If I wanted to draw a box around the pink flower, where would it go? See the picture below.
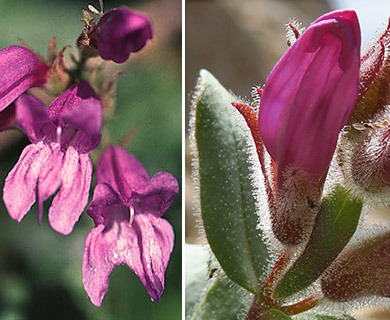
[0,46,49,112]
[3,82,102,235]
[258,10,361,187]
[90,7,153,63]
[82,146,178,306]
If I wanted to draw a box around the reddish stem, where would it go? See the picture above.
[245,295,268,320]
[279,295,322,315]
[261,251,290,296]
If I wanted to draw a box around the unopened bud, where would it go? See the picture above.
[321,232,390,301]
[350,18,390,124]
[351,109,390,192]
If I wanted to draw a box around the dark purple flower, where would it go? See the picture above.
[90,7,153,63]
[3,82,102,235]
[0,46,49,112]
[258,10,361,187]
[82,146,178,306]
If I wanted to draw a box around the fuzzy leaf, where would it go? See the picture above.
[190,274,250,320]
[275,185,362,298]
[263,309,292,319]
[193,69,270,294]
[315,316,356,320]
[294,314,356,320]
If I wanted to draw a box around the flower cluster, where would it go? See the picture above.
[0,5,177,307]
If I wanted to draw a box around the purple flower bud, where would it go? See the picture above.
[0,46,49,112]
[90,7,153,63]
[258,10,361,246]
[321,232,390,301]
[350,19,390,123]
[351,110,390,191]
[258,10,361,187]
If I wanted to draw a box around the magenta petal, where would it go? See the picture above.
[91,7,153,63]
[96,146,149,200]
[82,208,173,306]
[258,10,361,185]
[3,142,51,222]
[37,144,64,222]
[135,172,179,217]
[48,147,92,235]
[83,224,112,306]
[133,213,174,301]
[15,94,52,143]
[0,46,48,112]
[47,82,102,153]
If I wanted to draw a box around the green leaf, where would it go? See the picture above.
[190,274,250,320]
[294,314,356,320]
[315,316,356,320]
[262,309,292,319]
[193,69,270,294]
[275,185,363,298]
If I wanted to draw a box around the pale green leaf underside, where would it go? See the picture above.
[194,69,270,294]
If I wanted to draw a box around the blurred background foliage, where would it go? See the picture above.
[0,0,181,319]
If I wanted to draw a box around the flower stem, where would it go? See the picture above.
[261,251,290,297]
[279,294,322,315]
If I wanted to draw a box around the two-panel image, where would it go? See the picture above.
[0,0,390,319]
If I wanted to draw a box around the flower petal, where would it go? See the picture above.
[258,10,361,184]
[47,81,102,153]
[3,142,51,222]
[134,172,179,217]
[37,143,64,223]
[48,146,92,235]
[82,208,174,306]
[0,46,48,112]
[82,224,112,306]
[96,146,149,201]
[15,94,52,143]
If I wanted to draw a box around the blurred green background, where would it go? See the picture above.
[0,0,181,319]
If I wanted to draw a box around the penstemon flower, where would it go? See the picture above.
[82,146,178,306]
[0,46,49,112]
[3,81,102,235]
